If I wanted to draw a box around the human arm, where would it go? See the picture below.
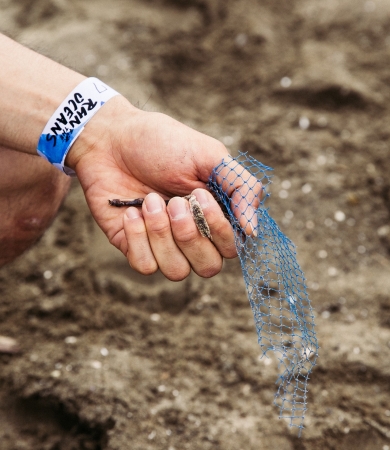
[0,33,262,279]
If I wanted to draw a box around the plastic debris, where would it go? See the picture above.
[208,152,318,434]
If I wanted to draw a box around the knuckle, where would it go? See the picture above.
[209,215,229,236]
[197,261,222,278]
[174,227,199,246]
[165,266,191,282]
[129,226,147,238]
[222,243,238,259]
[147,220,171,238]
[206,218,237,259]
[130,256,158,276]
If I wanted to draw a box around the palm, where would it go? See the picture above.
[75,110,228,255]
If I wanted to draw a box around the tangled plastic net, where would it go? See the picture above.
[207,152,318,434]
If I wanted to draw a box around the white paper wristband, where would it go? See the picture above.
[37,77,119,176]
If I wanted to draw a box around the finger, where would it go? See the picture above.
[212,156,263,235]
[191,188,237,259]
[123,206,158,275]
[142,193,191,281]
[167,196,223,278]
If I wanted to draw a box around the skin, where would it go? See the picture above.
[0,146,71,266]
[0,33,262,280]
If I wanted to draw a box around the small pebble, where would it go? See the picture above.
[302,183,312,194]
[279,190,289,199]
[90,360,102,369]
[150,313,161,322]
[318,250,328,259]
[0,336,19,354]
[100,347,109,356]
[201,294,211,303]
[51,370,61,378]
[377,225,390,237]
[43,270,53,280]
[64,336,78,344]
[334,211,346,222]
[299,117,310,130]
[280,77,292,88]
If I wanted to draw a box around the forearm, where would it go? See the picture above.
[0,33,85,155]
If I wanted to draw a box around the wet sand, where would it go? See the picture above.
[1,0,390,448]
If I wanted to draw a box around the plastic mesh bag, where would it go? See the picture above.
[207,152,318,434]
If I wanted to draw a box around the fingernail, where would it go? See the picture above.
[195,190,209,208]
[126,207,141,219]
[145,193,163,213]
[168,197,189,220]
[245,206,258,237]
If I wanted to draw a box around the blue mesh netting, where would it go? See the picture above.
[207,152,318,434]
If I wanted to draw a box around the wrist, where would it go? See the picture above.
[0,34,85,155]
[65,95,140,172]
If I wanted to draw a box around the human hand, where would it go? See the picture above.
[67,96,262,280]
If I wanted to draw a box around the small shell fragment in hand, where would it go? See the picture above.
[0,336,20,354]
[184,194,212,240]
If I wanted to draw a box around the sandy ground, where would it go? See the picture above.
[1,0,390,449]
